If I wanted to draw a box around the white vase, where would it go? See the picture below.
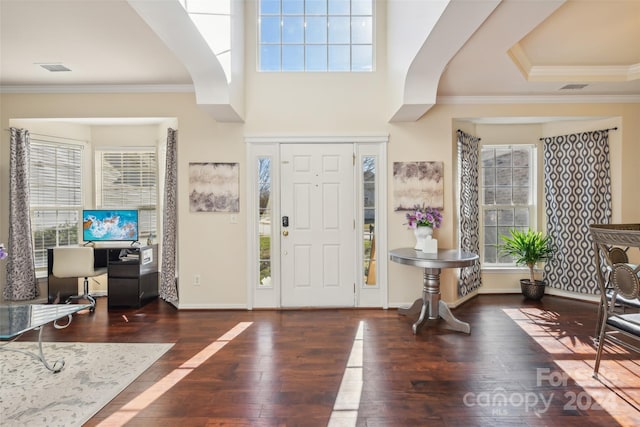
[413,226,433,250]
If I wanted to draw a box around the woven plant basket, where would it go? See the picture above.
[520,279,545,300]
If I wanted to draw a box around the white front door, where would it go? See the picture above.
[280,144,355,307]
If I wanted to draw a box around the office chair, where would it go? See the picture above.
[52,246,108,311]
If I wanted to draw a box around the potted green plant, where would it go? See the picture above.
[499,228,554,300]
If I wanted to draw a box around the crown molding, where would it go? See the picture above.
[437,94,640,104]
[244,135,390,144]
[508,43,640,83]
[528,64,640,82]
[0,84,195,94]
[3,86,638,105]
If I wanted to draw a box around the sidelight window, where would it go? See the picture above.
[258,157,273,287]
[362,156,376,285]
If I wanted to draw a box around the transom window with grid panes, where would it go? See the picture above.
[95,149,158,241]
[30,139,83,271]
[259,0,373,72]
[481,145,536,266]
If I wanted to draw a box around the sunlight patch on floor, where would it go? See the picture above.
[503,308,593,354]
[555,359,640,419]
[97,321,253,427]
[503,307,640,424]
[328,320,365,427]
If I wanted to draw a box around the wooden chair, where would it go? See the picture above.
[589,224,640,379]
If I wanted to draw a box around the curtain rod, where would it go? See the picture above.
[4,128,87,143]
[539,127,618,141]
[456,129,481,141]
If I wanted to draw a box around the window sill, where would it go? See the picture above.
[481,266,543,274]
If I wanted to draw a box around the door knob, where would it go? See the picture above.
[283,230,289,236]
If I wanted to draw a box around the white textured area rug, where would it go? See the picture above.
[0,342,174,427]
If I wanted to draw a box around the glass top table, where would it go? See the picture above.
[1,303,91,372]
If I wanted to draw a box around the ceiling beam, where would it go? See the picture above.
[127,0,244,123]
[388,0,501,122]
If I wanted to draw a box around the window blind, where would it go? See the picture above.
[96,150,158,239]
[29,139,83,270]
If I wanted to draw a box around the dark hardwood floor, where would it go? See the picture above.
[20,294,640,426]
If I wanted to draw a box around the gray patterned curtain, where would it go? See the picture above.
[3,128,38,301]
[457,130,482,296]
[543,129,613,294]
[160,128,179,302]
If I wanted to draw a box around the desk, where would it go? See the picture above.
[47,244,159,308]
[0,303,91,372]
[390,248,479,334]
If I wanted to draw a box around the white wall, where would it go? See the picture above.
[1,0,639,307]
[242,1,389,135]
[1,94,639,307]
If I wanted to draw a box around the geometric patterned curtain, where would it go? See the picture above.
[456,130,482,296]
[160,128,179,303]
[3,128,39,301]
[542,129,612,294]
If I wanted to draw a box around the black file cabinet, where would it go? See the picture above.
[107,244,159,309]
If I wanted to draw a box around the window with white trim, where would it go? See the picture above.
[257,156,272,287]
[481,145,537,266]
[362,155,376,285]
[95,149,158,241]
[258,0,373,72]
[30,139,83,271]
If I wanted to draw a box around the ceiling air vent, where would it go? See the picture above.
[560,84,588,90]
[39,63,71,72]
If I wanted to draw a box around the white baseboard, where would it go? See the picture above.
[390,291,478,309]
[176,303,248,310]
[545,287,600,303]
[448,290,479,308]
[478,288,521,294]
[172,288,600,311]
[479,285,600,303]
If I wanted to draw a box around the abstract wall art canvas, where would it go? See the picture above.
[393,161,444,210]
[189,162,239,212]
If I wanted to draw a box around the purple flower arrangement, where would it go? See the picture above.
[405,206,443,229]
